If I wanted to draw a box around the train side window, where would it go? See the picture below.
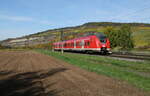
[64,43,67,47]
[71,43,74,47]
[78,42,81,46]
[85,41,87,46]
[76,42,79,47]
[68,43,70,47]
[67,43,69,47]
[79,42,81,46]
[79,41,83,46]
[70,43,72,47]
[66,43,68,47]
[87,41,90,46]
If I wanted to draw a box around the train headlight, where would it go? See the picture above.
[107,48,110,50]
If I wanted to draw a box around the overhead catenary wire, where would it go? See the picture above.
[109,4,150,22]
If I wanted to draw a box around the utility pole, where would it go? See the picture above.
[25,37,29,48]
[60,30,64,54]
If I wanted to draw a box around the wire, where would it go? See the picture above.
[108,4,150,22]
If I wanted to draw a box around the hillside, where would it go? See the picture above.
[1,22,150,50]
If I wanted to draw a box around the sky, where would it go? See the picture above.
[0,0,150,40]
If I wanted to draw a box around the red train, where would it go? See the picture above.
[53,33,111,54]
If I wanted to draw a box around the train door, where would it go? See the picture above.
[81,40,84,49]
[74,41,76,49]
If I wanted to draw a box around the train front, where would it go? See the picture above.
[96,34,111,54]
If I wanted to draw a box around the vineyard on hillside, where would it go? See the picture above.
[0,22,150,50]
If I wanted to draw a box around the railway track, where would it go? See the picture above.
[109,53,150,61]
[64,51,150,61]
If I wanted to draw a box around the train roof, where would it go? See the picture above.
[53,32,107,44]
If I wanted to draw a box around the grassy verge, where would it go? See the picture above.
[36,49,150,92]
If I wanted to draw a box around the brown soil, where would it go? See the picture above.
[0,51,148,96]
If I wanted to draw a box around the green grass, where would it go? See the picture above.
[133,28,150,47]
[36,49,150,92]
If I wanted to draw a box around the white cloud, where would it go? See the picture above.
[0,14,52,25]
[0,15,33,22]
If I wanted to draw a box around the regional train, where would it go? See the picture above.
[53,33,111,54]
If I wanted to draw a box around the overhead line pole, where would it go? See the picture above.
[60,30,64,54]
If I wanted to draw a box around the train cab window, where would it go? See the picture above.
[100,37,106,43]
[97,33,107,43]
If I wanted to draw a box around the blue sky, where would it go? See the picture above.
[0,0,150,40]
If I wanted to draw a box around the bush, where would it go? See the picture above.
[104,25,134,50]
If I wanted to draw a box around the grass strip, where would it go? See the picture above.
[36,49,150,91]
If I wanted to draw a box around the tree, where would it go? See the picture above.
[118,25,134,49]
[104,25,134,50]
[0,44,5,49]
[104,26,118,48]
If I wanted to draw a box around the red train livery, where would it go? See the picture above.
[53,33,111,54]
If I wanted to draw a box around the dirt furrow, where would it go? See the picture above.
[0,51,148,96]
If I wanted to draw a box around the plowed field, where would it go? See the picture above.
[0,51,147,96]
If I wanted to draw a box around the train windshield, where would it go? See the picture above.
[96,33,107,43]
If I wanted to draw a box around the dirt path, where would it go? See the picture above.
[0,51,148,96]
